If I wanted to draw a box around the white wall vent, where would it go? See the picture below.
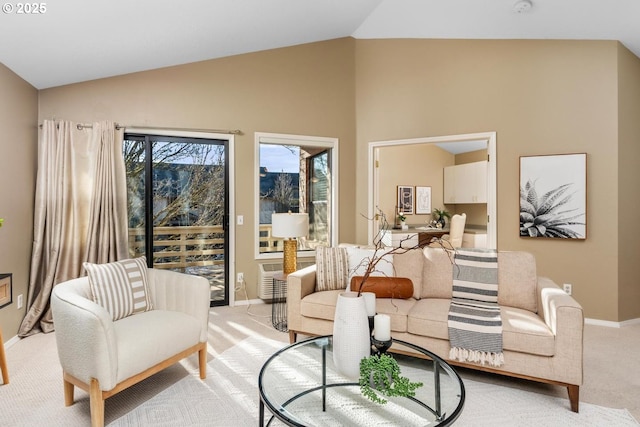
[258,260,314,300]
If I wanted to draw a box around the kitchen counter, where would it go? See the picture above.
[381,224,488,248]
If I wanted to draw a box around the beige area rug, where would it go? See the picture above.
[109,336,638,427]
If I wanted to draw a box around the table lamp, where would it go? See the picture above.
[271,212,309,274]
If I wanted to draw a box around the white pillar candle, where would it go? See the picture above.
[362,292,376,317]
[374,314,391,341]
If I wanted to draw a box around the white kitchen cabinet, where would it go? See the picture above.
[443,161,488,204]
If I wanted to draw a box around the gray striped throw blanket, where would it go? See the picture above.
[448,248,504,367]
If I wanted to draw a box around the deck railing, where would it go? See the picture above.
[128,225,225,271]
[128,224,314,270]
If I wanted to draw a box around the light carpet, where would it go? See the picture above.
[108,336,638,427]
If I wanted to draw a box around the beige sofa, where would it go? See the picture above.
[287,247,584,412]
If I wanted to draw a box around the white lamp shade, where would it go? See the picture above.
[271,213,309,238]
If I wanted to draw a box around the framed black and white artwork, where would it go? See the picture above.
[415,186,432,214]
[519,153,587,239]
[397,185,414,215]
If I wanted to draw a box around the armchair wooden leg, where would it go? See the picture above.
[63,376,75,406]
[288,330,297,344]
[198,345,207,379]
[567,385,579,412]
[0,327,9,385]
[89,378,105,427]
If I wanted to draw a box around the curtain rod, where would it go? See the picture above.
[38,122,243,135]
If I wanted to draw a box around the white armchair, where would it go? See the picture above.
[51,268,210,427]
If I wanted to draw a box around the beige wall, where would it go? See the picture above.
[38,38,358,302]
[355,39,628,321]
[617,44,640,321]
[0,63,37,340]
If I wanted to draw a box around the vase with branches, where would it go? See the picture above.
[333,209,454,379]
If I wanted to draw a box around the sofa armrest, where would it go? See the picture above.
[537,276,583,334]
[537,276,584,385]
[148,269,210,343]
[287,265,317,332]
[51,278,119,389]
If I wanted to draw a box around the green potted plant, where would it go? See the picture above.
[433,208,451,228]
[397,213,406,226]
[359,353,423,404]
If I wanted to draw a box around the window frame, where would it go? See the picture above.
[255,132,339,261]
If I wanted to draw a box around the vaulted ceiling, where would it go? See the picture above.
[1,0,638,89]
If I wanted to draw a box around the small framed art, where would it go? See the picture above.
[0,274,11,309]
[397,186,414,214]
[415,186,432,214]
[519,153,587,239]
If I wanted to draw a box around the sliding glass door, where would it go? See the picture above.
[124,133,229,306]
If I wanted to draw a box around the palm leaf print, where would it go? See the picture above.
[520,179,585,238]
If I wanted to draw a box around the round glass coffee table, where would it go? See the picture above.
[259,336,465,426]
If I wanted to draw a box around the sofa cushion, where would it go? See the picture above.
[376,298,417,333]
[300,289,343,321]
[346,247,394,291]
[501,306,554,356]
[497,251,538,313]
[315,247,349,292]
[407,299,555,357]
[114,309,201,383]
[392,249,425,299]
[84,256,153,321]
[421,248,454,299]
[407,298,450,339]
[350,276,414,299]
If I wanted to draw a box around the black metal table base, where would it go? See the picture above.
[272,275,288,332]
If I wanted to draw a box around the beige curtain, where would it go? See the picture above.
[18,120,128,337]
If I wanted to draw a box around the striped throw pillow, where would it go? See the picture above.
[315,247,349,292]
[84,257,153,321]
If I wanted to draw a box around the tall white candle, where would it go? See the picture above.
[374,314,391,341]
[362,292,376,317]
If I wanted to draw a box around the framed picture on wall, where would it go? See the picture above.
[519,153,587,239]
[397,186,414,214]
[0,273,11,309]
[415,186,432,214]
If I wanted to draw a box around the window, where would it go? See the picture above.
[255,132,338,259]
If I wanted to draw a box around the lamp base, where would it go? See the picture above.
[283,239,298,274]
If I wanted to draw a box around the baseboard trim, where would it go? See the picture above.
[232,298,264,307]
[4,334,21,349]
[585,317,640,328]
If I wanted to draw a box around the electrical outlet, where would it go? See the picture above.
[237,215,244,225]
[563,283,572,295]
[237,272,244,283]
[17,294,24,309]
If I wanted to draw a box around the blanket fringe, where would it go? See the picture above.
[450,347,504,367]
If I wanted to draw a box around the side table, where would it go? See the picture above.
[271,273,288,332]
